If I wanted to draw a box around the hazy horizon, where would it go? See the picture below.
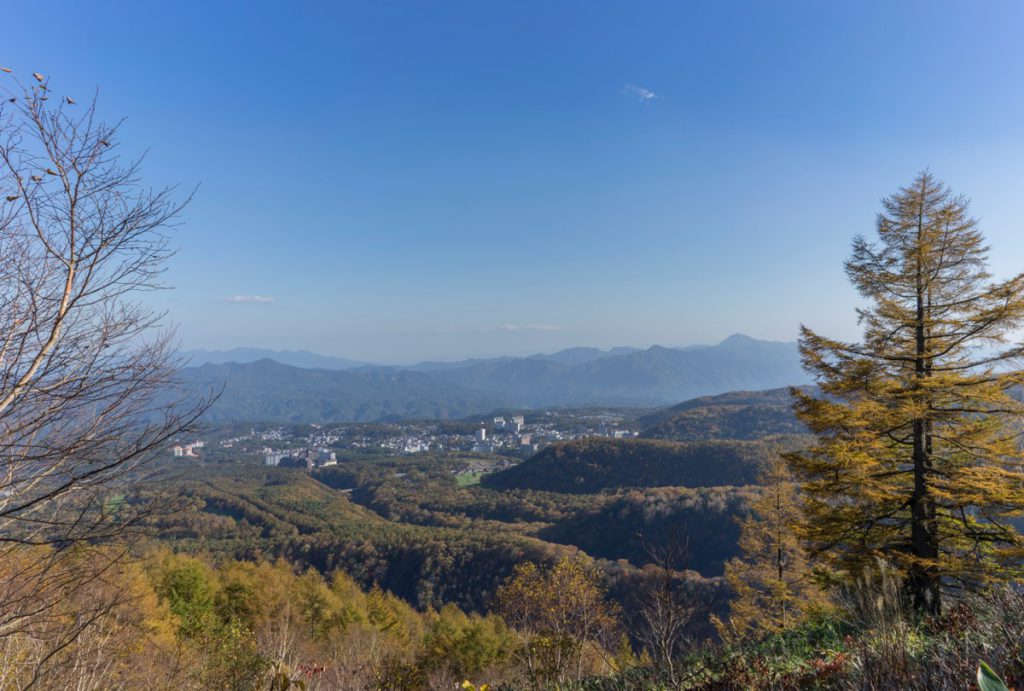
[9,2,1024,362]
[182,331,796,367]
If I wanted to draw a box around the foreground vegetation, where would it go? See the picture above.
[0,545,644,689]
[571,585,1024,690]
[0,546,510,689]
[5,542,1022,690]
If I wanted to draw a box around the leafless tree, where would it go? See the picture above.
[633,526,710,688]
[0,68,207,673]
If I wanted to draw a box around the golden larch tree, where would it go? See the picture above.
[788,171,1024,614]
[716,456,826,639]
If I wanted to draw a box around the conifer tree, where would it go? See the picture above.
[716,456,825,638]
[789,172,1024,614]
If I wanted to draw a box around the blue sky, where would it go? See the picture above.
[6,1,1024,363]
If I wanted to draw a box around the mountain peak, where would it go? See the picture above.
[718,333,758,346]
[182,348,370,370]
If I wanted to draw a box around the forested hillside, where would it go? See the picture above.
[149,465,574,612]
[481,436,799,493]
[640,387,807,440]
[539,486,757,575]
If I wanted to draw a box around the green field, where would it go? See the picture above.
[455,471,485,487]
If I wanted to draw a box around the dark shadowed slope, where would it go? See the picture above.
[540,486,757,576]
[480,437,786,493]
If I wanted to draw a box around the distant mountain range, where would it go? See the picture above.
[178,334,812,423]
[182,347,371,370]
[179,359,502,423]
[181,345,644,371]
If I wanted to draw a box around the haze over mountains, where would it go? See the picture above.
[181,345,646,370]
[180,334,811,423]
[182,347,372,370]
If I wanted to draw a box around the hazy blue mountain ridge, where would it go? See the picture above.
[182,348,372,370]
[178,359,502,423]
[176,335,812,422]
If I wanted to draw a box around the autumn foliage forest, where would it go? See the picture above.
[4,71,1024,691]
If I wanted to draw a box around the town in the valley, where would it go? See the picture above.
[171,407,641,479]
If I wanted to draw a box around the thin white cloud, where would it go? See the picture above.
[223,295,275,304]
[624,84,659,101]
[430,323,461,334]
[489,324,563,332]
[428,323,563,334]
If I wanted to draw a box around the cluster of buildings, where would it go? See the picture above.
[240,414,634,462]
[252,414,640,464]
[219,427,284,449]
[263,447,337,469]
[176,411,640,474]
[468,413,637,454]
[171,440,205,457]
[596,423,634,439]
[470,423,538,454]
[492,415,525,433]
